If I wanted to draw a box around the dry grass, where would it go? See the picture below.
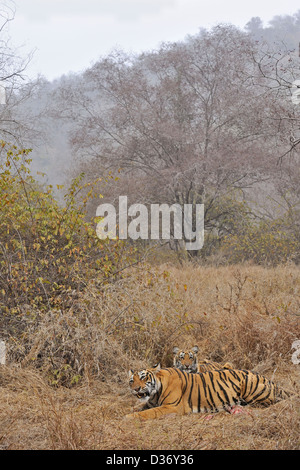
[0,263,300,450]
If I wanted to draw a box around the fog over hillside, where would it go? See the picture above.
[12,10,299,189]
[245,10,300,49]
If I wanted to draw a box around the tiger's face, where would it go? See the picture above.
[173,346,199,373]
[128,364,161,404]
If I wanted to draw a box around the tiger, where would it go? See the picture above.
[173,346,234,373]
[126,364,290,420]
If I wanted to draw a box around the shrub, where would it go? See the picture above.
[0,142,133,335]
[222,218,300,265]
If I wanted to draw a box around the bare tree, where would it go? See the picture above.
[53,25,299,254]
[0,1,36,146]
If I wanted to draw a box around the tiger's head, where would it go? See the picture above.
[128,364,161,405]
[173,346,199,373]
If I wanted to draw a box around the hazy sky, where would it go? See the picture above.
[6,0,300,81]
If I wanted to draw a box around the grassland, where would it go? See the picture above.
[0,263,299,450]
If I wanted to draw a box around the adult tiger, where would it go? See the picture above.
[173,346,233,373]
[126,364,290,420]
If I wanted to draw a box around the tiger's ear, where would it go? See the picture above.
[173,347,179,355]
[191,346,199,354]
[152,363,161,373]
[128,369,134,378]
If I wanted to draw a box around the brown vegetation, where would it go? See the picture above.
[1,7,300,453]
[0,263,299,450]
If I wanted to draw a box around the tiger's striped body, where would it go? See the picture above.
[127,365,289,420]
[173,346,233,373]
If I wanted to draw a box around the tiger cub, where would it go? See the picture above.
[173,346,233,373]
[126,364,290,420]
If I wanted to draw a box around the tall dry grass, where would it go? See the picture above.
[0,262,299,449]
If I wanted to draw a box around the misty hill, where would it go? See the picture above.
[246,10,300,51]
[10,10,300,190]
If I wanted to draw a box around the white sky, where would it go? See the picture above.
[6,0,300,81]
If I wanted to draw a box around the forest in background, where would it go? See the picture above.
[2,8,300,264]
[0,6,300,450]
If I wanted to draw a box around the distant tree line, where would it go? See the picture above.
[47,24,300,263]
[1,5,300,263]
